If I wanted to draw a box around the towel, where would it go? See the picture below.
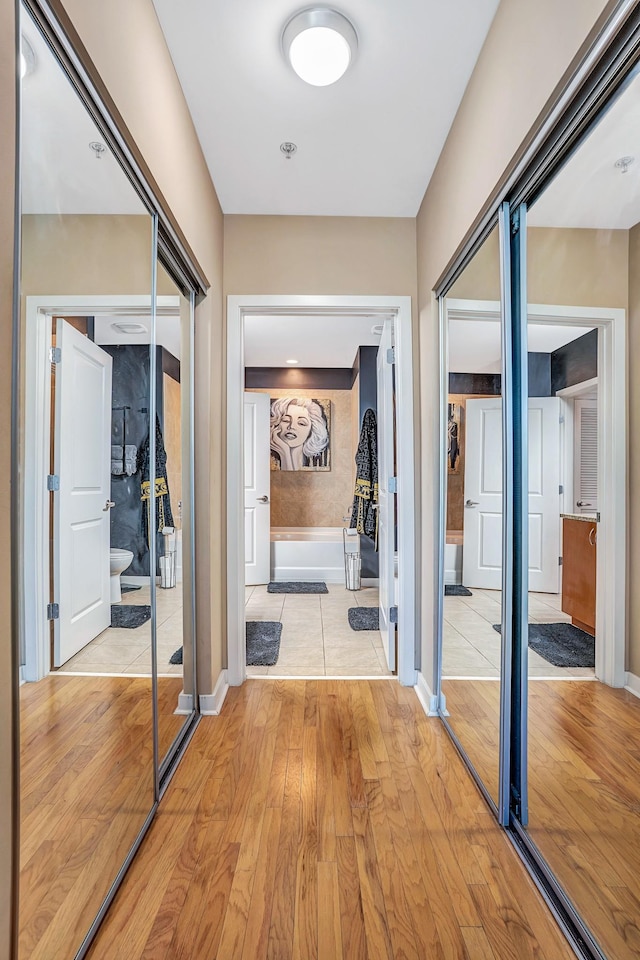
[111,445,124,476]
[124,444,138,477]
[350,408,378,545]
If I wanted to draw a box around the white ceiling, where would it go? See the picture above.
[244,314,382,367]
[529,70,640,230]
[151,0,500,216]
[448,320,594,374]
[21,17,144,215]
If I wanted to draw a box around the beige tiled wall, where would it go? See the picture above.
[249,387,356,528]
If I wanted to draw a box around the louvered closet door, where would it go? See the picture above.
[574,398,598,514]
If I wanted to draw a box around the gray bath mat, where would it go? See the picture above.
[111,604,151,629]
[445,585,472,597]
[267,581,328,594]
[492,622,595,667]
[348,607,379,631]
[170,647,183,665]
[121,584,141,594]
[247,621,282,665]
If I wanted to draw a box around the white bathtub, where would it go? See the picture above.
[444,541,463,585]
[271,526,349,583]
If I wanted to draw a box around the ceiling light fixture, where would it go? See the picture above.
[280,141,298,159]
[89,141,107,160]
[282,7,357,87]
[20,36,36,79]
[285,358,299,364]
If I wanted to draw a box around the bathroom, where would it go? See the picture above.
[241,313,393,677]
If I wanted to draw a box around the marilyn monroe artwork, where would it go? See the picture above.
[270,397,331,471]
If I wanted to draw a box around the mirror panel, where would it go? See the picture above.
[521,69,640,959]
[17,6,155,957]
[441,224,504,806]
[155,260,196,764]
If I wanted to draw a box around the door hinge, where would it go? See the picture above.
[388,476,398,494]
[47,602,59,621]
[558,557,563,566]
[390,605,398,624]
[47,474,60,492]
[49,346,62,364]
[386,347,395,365]
[559,484,563,495]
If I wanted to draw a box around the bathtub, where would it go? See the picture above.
[271,526,349,583]
[445,531,463,585]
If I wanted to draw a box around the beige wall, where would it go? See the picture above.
[1,0,16,952]
[417,0,614,691]
[163,374,182,525]
[249,387,355,528]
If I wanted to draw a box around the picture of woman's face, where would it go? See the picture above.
[276,404,312,449]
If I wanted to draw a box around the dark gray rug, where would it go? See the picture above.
[247,620,282,665]
[170,647,183,665]
[121,584,141,594]
[111,604,151,629]
[445,584,472,597]
[348,607,379,631]
[492,622,595,667]
[267,581,328,594]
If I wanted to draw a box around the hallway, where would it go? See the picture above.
[86,680,573,959]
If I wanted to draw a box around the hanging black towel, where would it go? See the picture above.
[139,416,174,543]
[350,408,378,546]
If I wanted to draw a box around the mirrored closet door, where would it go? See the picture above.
[439,223,505,810]
[15,2,198,957]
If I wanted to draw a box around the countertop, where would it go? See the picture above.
[561,513,599,523]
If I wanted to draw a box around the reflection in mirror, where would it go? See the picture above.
[441,224,503,806]
[155,261,195,765]
[17,6,155,957]
[522,67,638,958]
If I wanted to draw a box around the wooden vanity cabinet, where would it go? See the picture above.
[561,517,597,635]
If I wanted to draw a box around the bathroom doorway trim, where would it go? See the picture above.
[441,297,626,688]
[226,294,417,687]
[22,293,180,683]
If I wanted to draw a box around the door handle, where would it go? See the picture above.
[257,495,269,503]
[103,500,116,511]
[589,527,597,546]
[577,501,593,508]
[465,499,479,507]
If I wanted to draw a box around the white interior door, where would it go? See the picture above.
[244,392,271,585]
[463,396,560,593]
[54,320,113,666]
[377,320,396,670]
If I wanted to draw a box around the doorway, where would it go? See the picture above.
[227,295,417,688]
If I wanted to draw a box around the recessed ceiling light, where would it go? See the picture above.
[282,8,357,87]
[112,321,147,334]
[280,141,298,159]
[89,141,107,160]
[285,358,299,364]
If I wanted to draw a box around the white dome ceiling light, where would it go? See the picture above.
[282,8,357,87]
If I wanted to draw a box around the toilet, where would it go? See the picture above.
[109,548,134,603]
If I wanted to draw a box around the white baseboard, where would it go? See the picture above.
[199,669,229,716]
[272,565,344,583]
[174,692,193,715]
[624,671,640,700]
[414,671,439,717]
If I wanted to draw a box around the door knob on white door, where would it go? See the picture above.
[103,500,116,511]
[257,495,269,503]
[465,499,479,507]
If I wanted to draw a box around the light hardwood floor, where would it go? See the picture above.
[19,673,183,960]
[86,680,574,960]
[445,678,640,960]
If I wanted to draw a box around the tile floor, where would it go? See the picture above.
[245,583,392,677]
[442,588,596,679]
[57,583,185,676]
